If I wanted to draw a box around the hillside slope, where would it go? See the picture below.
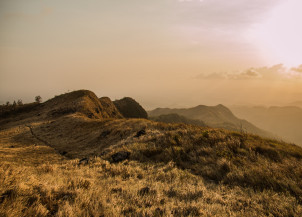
[0,91,302,216]
[149,104,272,138]
[230,105,302,146]
[150,113,207,127]
[0,90,123,127]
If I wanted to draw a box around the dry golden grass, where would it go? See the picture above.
[1,91,302,216]
[1,116,302,216]
[1,156,301,217]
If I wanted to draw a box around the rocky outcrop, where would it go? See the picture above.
[111,151,130,163]
[113,97,148,119]
[44,90,123,119]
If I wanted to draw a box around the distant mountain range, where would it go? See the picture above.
[230,105,302,146]
[288,101,302,107]
[149,113,207,127]
[148,104,273,138]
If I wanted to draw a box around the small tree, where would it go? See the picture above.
[12,100,17,107]
[17,99,23,106]
[35,96,42,103]
[6,101,10,106]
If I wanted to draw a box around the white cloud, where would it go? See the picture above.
[196,64,302,80]
[291,65,302,73]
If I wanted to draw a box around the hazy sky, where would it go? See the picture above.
[1,0,302,109]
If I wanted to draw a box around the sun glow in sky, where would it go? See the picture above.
[248,0,302,67]
[1,0,302,107]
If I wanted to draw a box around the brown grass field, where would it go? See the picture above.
[0,91,302,216]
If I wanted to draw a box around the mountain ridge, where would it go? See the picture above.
[150,113,207,127]
[148,104,273,138]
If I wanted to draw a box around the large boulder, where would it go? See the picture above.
[111,151,130,163]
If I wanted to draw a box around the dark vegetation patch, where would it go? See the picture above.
[137,187,156,196]
[165,188,203,201]
[0,103,40,119]
[172,206,200,217]
[254,146,282,162]
[49,107,77,117]
[98,130,111,139]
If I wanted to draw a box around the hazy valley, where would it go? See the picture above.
[230,105,302,146]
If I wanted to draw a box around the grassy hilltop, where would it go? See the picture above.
[0,90,302,216]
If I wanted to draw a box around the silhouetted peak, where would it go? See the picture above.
[114,97,148,119]
[44,90,123,119]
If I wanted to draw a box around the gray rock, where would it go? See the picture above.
[135,129,146,138]
[111,151,130,163]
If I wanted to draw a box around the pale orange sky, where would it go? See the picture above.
[1,0,302,109]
